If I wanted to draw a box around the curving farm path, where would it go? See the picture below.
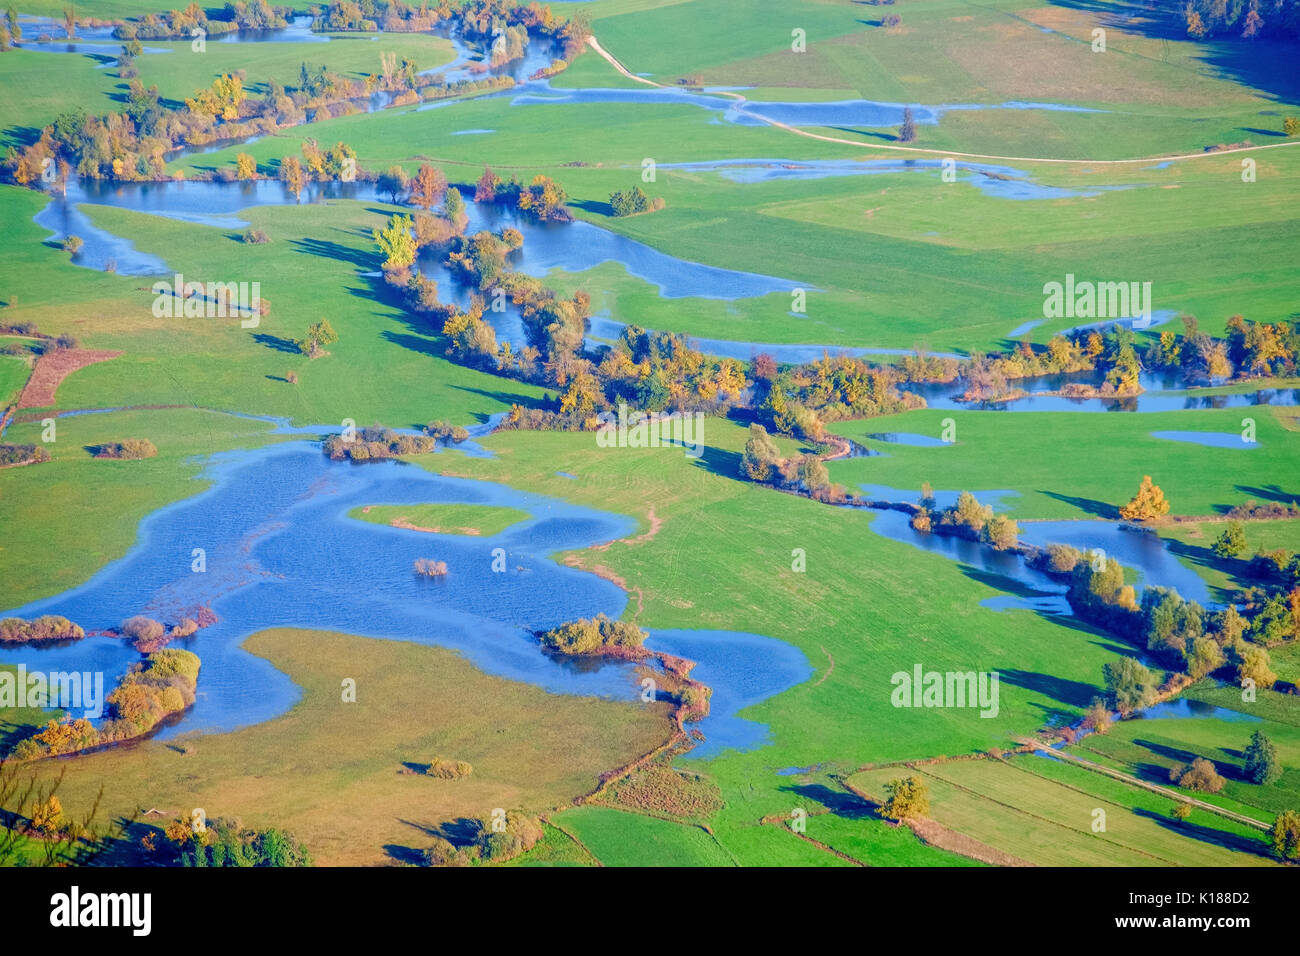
[585,35,1300,167]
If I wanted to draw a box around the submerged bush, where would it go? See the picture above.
[0,615,85,643]
[91,438,157,460]
[414,558,448,577]
[539,613,647,656]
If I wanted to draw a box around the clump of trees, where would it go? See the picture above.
[609,185,664,217]
[1181,0,1299,39]
[413,558,448,577]
[425,756,472,779]
[0,615,85,644]
[424,421,469,443]
[738,423,848,503]
[157,815,311,867]
[423,809,544,866]
[322,426,437,462]
[1103,656,1159,715]
[0,443,51,467]
[120,615,164,646]
[90,438,157,459]
[539,613,646,657]
[12,650,200,760]
[1169,757,1225,794]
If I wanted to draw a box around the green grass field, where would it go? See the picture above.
[549,805,736,866]
[348,502,532,536]
[828,406,1300,520]
[849,754,1277,866]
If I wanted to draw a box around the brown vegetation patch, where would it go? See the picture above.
[18,349,122,408]
[906,815,1034,866]
[600,763,724,820]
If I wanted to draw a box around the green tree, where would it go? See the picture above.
[1103,657,1158,714]
[1272,810,1300,860]
[1212,522,1247,558]
[373,213,416,270]
[1244,731,1281,785]
[740,423,781,482]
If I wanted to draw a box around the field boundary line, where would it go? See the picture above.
[1016,738,1271,832]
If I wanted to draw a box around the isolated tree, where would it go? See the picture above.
[897,106,917,143]
[373,213,416,270]
[880,776,929,821]
[409,163,447,210]
[1083,697,1112,735]
[1244,731,1282,785]
[1170,757,1224,793]
[1237,644,1277,691]
[235,153,257,181]
[1213,521,1247,558]
[475,166,500,202]
[1119,475,1170,522]
[740,423,781,482]
[981,513,1020,551]
[278,156,305,201]
[1103,657,1158,714]
[1272,810,1300,860]
[378,165,408,204]
[31,795,63,836]
[799,455,829,493]
[1285,116,1300,138]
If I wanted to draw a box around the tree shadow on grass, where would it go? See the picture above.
[288,236,374,270]
[1000,668,1100,709]
[1137,738,1249,782]
[569,199,615,218]
[1046,0,1300,105]
[781,782,877,820]
[1132,807,1270,857]
[447,384,547,416]
[251,332,300,354]
[693,442,742,481]
[826,125,902,143]
[1040,490,1119,519]
[1234,484,1299,504]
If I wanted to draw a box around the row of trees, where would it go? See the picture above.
[113,1,286,39]
[11,650,201,760]
[1182,0,1300,39]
